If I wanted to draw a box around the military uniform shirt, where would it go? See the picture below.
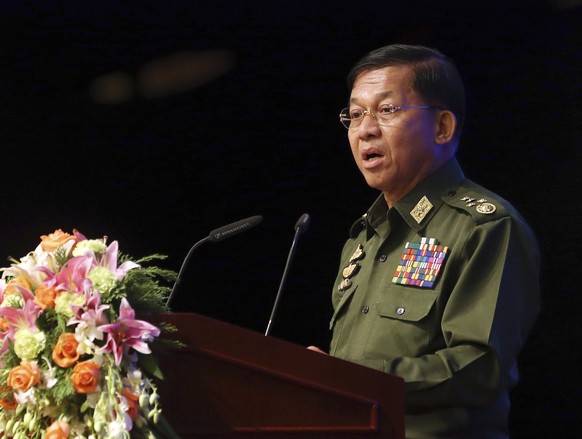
[329,158,540,439]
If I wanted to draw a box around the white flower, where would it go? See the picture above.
[42,368,58,389]
[87,267,117,296]
[2,247,59,288]
[74,319,104,355]
[107,416,131,439]
[14,328,46,361]
[40,357,58,389]
[14,387,36,405]
[55,292,85,317]
[124,367,143,390]
[73,240,107,257]
[1,292,24,308]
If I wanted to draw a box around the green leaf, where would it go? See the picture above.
[138,353,165,380]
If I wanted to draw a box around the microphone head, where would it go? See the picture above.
[208,215,263,242]
[294,213,310,235]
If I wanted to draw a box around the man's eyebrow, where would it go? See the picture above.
[350,91,394,104]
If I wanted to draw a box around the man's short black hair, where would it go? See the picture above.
[347,44,466,141]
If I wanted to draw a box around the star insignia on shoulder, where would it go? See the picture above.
[460,196,496,214]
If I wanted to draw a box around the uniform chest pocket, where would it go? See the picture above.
[363,288,439,359]
[376,289,438,322]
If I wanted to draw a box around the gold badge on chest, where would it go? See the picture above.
[342,262,360,278]
[349,243,365,263]
[338,244,365,292]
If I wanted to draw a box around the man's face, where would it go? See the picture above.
[348,65,441,205]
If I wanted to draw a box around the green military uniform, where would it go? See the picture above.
[329,158,540,438]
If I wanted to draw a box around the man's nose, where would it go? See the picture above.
[357,112,381,136]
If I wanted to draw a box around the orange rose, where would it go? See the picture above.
[35,284,59,309]
[71,361,100,394]
[40,229,75,252]
[52,333,80,368]
[3,274,31,298]
[7,361,41,392]
[46,420,70,439]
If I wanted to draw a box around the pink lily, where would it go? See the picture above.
[98,298,160,366]
[73,229,87,242]
[68,288,110,353]
[69,287,110,327]
[53,256,94,293]
[98,241,139,280]
[0,282,36,303]
[0,300,42,353]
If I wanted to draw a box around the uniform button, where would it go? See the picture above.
[378,254,387,262]
[448,190,456,197]
[396,307,405,315]
[361,306,369,314]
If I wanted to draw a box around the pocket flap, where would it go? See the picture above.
[375,289,437,322]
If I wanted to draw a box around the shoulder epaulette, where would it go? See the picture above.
[442,191,508,224]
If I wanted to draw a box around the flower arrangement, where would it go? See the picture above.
[0,229,177,438]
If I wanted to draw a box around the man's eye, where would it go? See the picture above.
[378,105,397,114]
[350,110,364,120]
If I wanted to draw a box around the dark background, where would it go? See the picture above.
[0,0,580,437]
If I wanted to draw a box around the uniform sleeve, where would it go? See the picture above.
[345,216,540,409]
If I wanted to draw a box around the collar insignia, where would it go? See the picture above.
[410,196,433,224]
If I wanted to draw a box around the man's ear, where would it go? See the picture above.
[435,110,457,145]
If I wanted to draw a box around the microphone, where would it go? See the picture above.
[166,215,263,308]
[265,213,310,336]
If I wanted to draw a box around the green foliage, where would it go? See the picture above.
[110,254,176,314]
[0,340,20,373]
[48,366,76,405]
[138,352,164,380]
[53,246,69,271]
[36,307,68,347]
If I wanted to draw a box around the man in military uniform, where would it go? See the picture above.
[309,45,540,438]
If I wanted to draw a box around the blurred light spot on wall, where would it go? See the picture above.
[89,49,236,104]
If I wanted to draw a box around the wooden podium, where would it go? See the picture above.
[151,313,405,438]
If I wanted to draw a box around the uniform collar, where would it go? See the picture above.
[364,158,466,237]
[394,158,465,231]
